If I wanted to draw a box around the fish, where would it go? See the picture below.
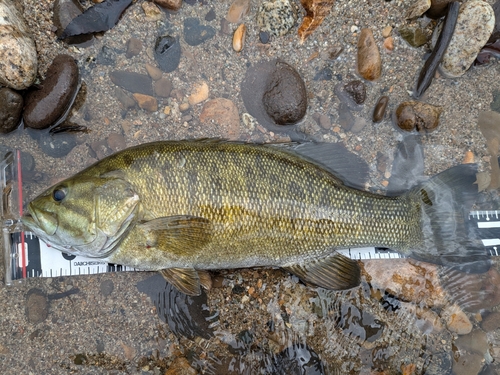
[21,140,488,295]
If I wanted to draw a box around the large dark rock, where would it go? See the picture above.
[23,54,80,129]
[183,18,216,46]
[154,36,181,73]
[262,61,307,125]
[0,88,23,133]
[109,70,153,95]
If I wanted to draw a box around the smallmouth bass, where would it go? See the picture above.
[22,140,486,295]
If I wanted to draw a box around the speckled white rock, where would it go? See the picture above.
[256,0,296,37]
[439,0,494,78]
[0,0,37,90]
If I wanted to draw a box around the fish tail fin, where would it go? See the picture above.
[406,163,491,273]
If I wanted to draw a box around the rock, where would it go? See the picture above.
[357,28,382,81]
[334,83,364,111]
[351,116,368,133]
[257,0,296,37]
[488,0,500,43]
[399,27,428,48]
[96,45,117,66]
[25,288,49,324]
[406,0,431,19]
[107,133,126,152]
[133,93,158,112]
[145,63,163,81]
[452,352,484,375]
[317,113,331,130]
[183,17,216,46]
[382,25,392,38]
[100,279,114,296]
[39,133,77,158]
[442,304,472,335]
[226,0,251,23]
[188,81,209,105]
[200,98,242,140]
[165,357,197,375]
[455,329,489,355]
[154,77,173,98]
[262,61,307,125]
[383,36,394,51]
[0,88,23,133]
[0,0,37,89]
[338,103,354,131]
[141,1,162,21]
[427,0,455,19]
[154,35,181,73]
[481,311,500,332]
[343,80,366,105]
[313,67,332,81]
[23,55,80,130]
[109,70,153,96]
[395,101,442,133]
[53,0,94,46]
[259,31,270,44]
[438,0,495,78]
[205,8,216,22]
[372,96,389,123]
[114,87,136,110]
[125,37,142,58]
[362,259,447,308]
[153,0,182,12]
[233,23,246,52]
[298,0,335,42]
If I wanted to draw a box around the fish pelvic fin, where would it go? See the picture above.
[159,268,212,296]
[406,163,491,273]
[283,252,361,290]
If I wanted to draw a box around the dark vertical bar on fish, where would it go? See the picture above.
[413,2,460,99]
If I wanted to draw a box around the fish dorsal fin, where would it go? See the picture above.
[268,142,369,190]
[159,268,212,296]
[138,215,212,255]
[283,252,361,290]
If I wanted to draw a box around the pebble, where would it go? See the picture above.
[107,133,126,152]
[373,95,389,123]
[313,67,333,81]
[114,87,136,110]
[343,80,366,105]
[23,54,80,130]
[39,133,77,158]
[133,93,158,112]
[96,45,117,66]
[0,88,23,133]
[183,17,216,46]
[481,311,500,332]
[145,63,163,81]
[262,61,307,125]
[442,304,473,335]
[362,259,446,308]
[427,0,455,19]
[125,37,142,58]
[338,103,355,131]
[455,329,489,355]
[154,77,173,98]
[0,0,37,89]
[232,23,246,52]
[382,25,392,38]
[259,31,270,44]
[109,70,154,96]
[439,0,495,78]
[153,0,182,11]
[405,0,431,19]
[334,82,364,111]
[141,1,163,21]
[452,353,485,375]
[395,101,442,133]
[100,279,115,296]
[205,8,216,22]
[154,35,181,73]
[226,0,251,23]
[400,27,428,48]
[53,0,94,46]
[25,288,49,324]
[357,28,382,81]
[199,98,241,140]
[188,81,209,105]
[257,0,296,37]
[317,113,331,130]
[383,37,394,51]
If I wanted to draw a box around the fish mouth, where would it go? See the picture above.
[21,203,58,236]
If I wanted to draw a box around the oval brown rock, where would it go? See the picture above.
[395,101,442,133]
[357,28,382,81]
[23,54,80,130]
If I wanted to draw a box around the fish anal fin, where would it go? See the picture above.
[284,252,361,290]
[159,268,211,296]
[138,215,212,256]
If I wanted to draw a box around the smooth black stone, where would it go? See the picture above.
[39,133,77,158]
[205,8,216,21]
[0,88,23,133]
[183,17,216,46]
[154,35,181,73]
[259,31,270,44]
[109,70,154,95]
[313,67,333,81]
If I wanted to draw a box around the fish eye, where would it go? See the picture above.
[52,187,67,202]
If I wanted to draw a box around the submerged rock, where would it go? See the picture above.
[183,18,216,46]
[395,101,442,133]
[427,0,455,19]
[226,0,251,23]
[0,0,37,89]
[199,98,242,140]
[438,0,495,77]
[109,70,154,96]
[23,55,80,130]
[257,0,296,37]
[357,28,382,81]
[0,88,23,133]
[53,0,94,46]
[154,35,181,73]
[372,95,389,123]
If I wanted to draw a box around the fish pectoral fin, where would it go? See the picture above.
[159,268,212,296]
[283,252,361,290]
[138,215,212,253]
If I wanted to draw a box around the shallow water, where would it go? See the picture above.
[1,0,500,374]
